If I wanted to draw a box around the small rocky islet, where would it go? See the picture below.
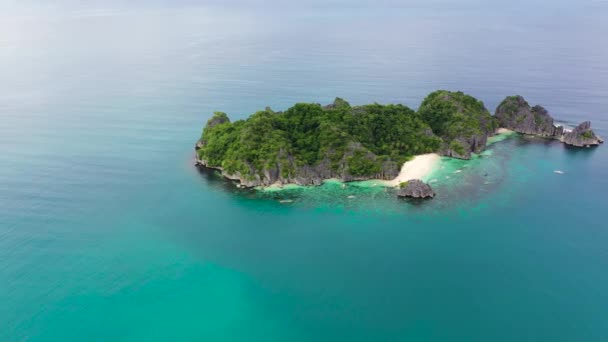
[494,95,603,147]
[195,91,602,199]
[396,180,436,199]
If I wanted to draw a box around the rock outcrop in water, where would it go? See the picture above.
[495,95,603,147]
[562,121,604,147]
[396,180,435,199]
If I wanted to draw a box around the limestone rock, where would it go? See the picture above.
[495,96,559,137]
[206,112,230,129]
[562,121,604,147]
[396,179,435,199]
[494,95,605,149]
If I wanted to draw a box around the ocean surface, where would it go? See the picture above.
[2,2,608,341]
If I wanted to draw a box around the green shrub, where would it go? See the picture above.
[450,140,466,156]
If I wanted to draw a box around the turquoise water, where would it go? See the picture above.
[2,2,608,341]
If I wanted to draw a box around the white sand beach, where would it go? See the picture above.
[496,128,513,134]
[383,153,441,187]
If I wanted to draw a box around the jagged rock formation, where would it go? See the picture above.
[396,180,435,199]
[205,112,230,129]
[562,121,604,147]
[195,140,401,187]
[495,95,603,147]
[495,96,560,136]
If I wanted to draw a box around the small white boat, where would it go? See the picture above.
[554,170,565,175]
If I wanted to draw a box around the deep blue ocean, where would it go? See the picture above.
[2,1,608,341]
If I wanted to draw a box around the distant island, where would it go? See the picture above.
[195,91,603,198]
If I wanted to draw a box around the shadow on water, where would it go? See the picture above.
[194,166,485,216]
[397,197,435,207]
[195,165,255,195]
[516,134,562,148]
[562,143,601,161]
[194,163,433,214]
[193,154,511,214]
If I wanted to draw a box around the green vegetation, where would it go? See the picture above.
[581,131,594,139]
[449,140,466,156]
[347,150,382,177]
[197,91,496,180]
[399,181,410,189]
[418,90,496,142]
[533,112,543,127]
[499,96,525,117]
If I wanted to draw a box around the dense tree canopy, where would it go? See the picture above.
[418,90,495,140]
[197,91,494,179]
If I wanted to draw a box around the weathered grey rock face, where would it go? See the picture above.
[206,112,230,129]
[495,96,559,136]
[562,121,604,147]
[495,95,603,149]
[195,141,401,188]
[442,135,488,160]
[396,180,435,199]
[323,97,351,110]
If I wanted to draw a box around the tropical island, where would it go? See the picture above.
[195,91,603,198]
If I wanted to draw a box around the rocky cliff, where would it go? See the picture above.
[196,141,400,187]
[562,121,604,147]
[495,96,560,136]
[495,95,603,147]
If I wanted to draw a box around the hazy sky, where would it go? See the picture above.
[1,0,601,13]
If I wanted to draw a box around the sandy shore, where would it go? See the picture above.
[383,153,441,187]
[496,128,513,134]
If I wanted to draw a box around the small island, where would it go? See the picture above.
[195,91,603,198]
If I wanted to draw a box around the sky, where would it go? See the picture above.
[0,0,602,13]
